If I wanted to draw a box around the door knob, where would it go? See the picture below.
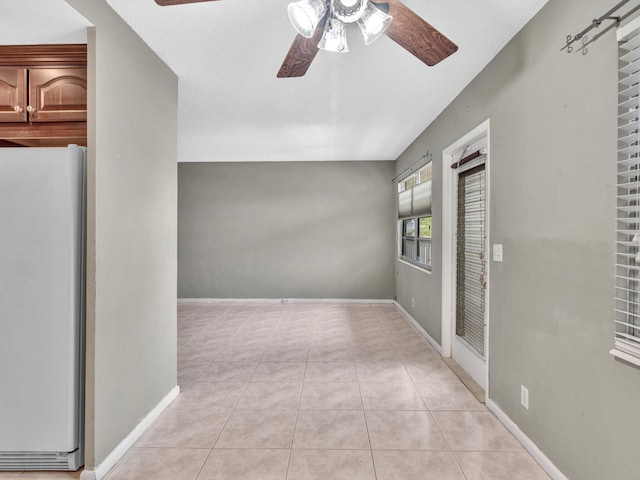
[13,105,23,113]
[26,105,35,114]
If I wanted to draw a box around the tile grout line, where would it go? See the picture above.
[192,307,263,480]
[401,323,472,480]
[355,319,379,480]
[284,305,314,480]
[180,305,233,348]
[176,301,545,480]
[179,307,250,388]
[108,305,234,479]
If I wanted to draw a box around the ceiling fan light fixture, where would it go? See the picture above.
[318,18,349,53]
[331,0,368,23]
[287,0,328,38]
[357,2,393,45]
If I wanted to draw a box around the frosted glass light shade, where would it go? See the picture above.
[357,2,393,45]
[318,18,349,52]
[287,0,328,38]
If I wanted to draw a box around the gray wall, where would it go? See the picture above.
[178,162,395,299]
[65,0,178,469]
[394,0,640,478]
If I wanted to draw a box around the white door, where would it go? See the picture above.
[452,160,488,390]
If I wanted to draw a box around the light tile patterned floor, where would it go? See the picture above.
[0,471,81,479]
[99,302,550,480]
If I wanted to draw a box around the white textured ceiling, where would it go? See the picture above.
[1,0,549,162]
[102,0,547,162]
[0,0,90,45]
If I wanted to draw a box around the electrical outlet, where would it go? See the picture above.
[521,385,529,410]
[411,297,415,308]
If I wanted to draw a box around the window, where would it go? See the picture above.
[419,217,432,238]
[397,162,432,269]
[614,21,640,366]
[401,216,432,266]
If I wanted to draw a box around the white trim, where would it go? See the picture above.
[486,399,569,480]
[396,258,433,275]
[610,348,640,367]
[80,385,180,480]
[392,300,444,355]
[442,119,491,391]
[178,298,394,305]
[452,336,488,391]
[80,469,96,480]
[441,144,453,357]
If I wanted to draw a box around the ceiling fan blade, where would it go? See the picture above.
[277,27,325,78]
[154,0,220,6]
[376,0,458,66]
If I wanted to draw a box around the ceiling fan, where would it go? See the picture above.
[154,0,458,78]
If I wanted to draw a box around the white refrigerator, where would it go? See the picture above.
[0,145,85,471]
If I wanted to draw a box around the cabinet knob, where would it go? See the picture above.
[26,105,35,114]
[13,105,23,113]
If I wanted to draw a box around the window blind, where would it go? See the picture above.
[456,164,486,357]
[615,26,640,361]
[397,161,432,218]
[398,190,413,218]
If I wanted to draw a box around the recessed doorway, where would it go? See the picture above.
[442,120,490,394]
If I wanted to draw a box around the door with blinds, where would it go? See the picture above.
[452,155,488,390]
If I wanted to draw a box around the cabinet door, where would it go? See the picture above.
[0,68,27,122]
[28,67,87,122]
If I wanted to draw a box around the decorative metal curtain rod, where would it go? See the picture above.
[561,0,638,54]
[584,3,640,53]
[392,151,433,183]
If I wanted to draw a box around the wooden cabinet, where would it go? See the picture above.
[0,45,87,146]
[0,68,27,122]
[28,67,87,122]
[0,67,86,123]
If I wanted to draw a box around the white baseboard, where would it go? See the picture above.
[80,385,180,480]
[178,298,394,305]
[486,399,569,480]
[80,467,96,479]
[392,301,444,356]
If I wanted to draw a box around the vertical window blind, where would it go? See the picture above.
[455,163,487,357]
[615,25,640,362]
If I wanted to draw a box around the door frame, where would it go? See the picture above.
[441,119,491,396]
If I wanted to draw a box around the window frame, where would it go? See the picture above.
[399,215,432,270]
[397,162,433,271]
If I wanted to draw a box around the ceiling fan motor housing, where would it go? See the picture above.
[331,0,368,23]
